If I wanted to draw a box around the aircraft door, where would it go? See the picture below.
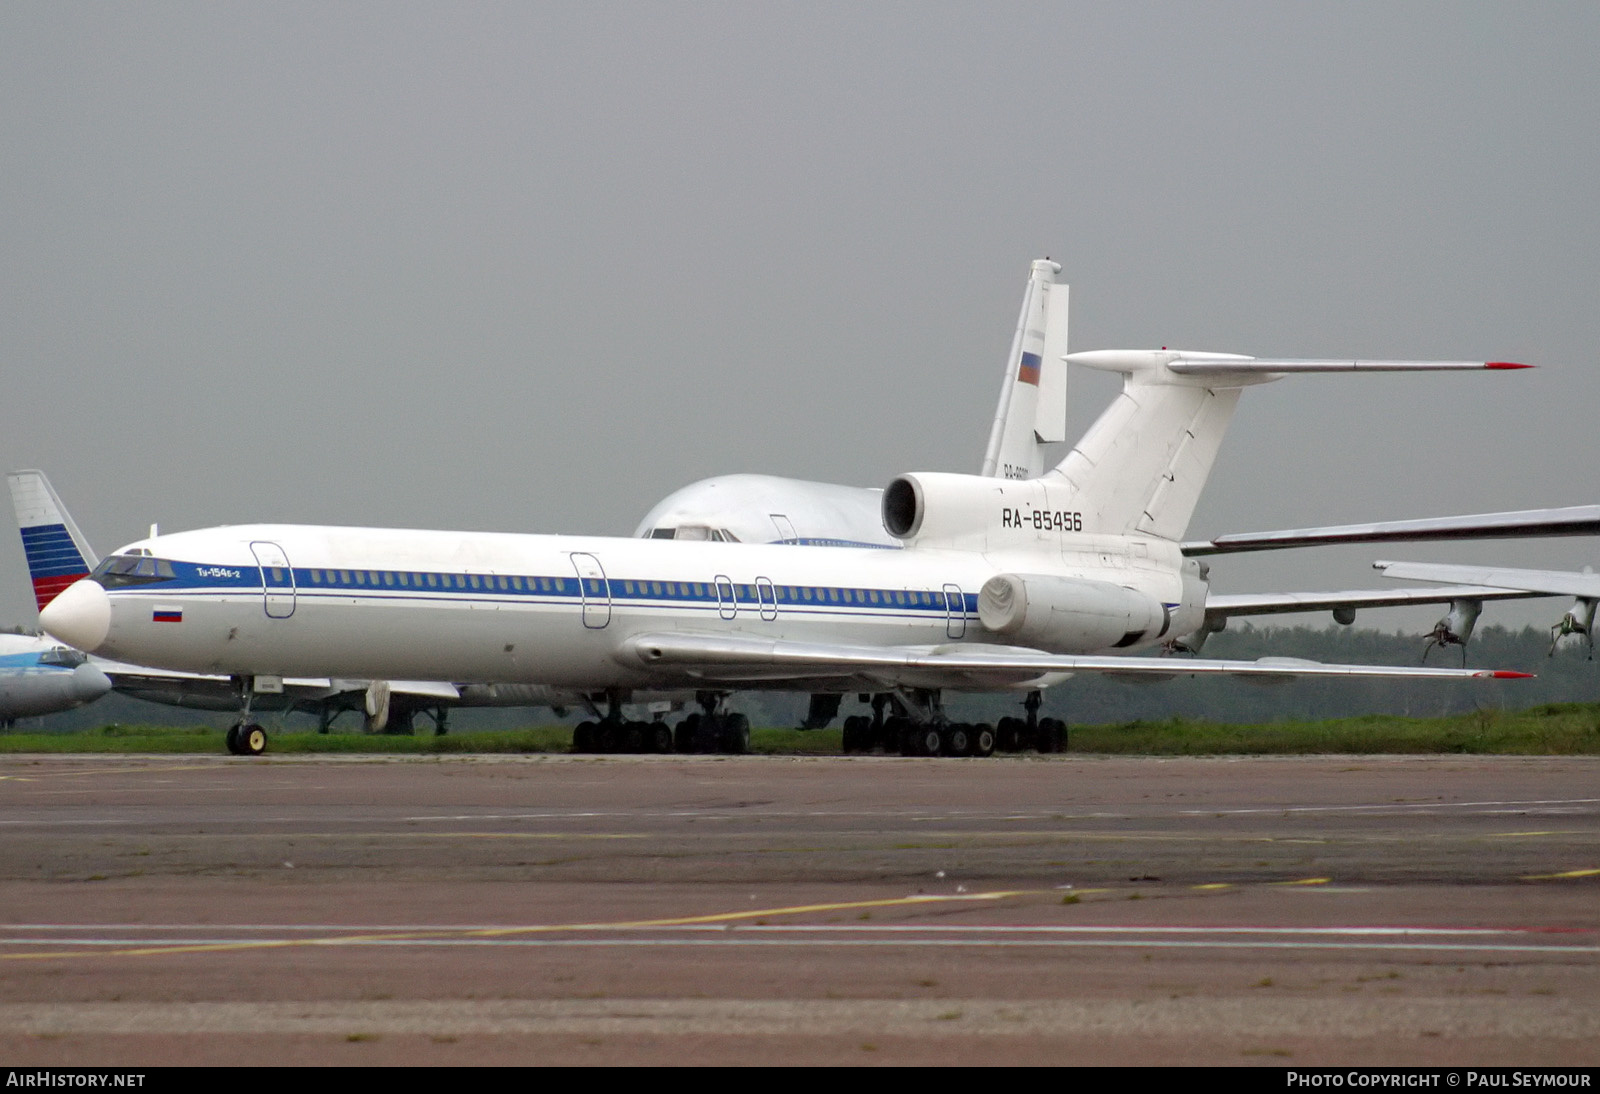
[755,577,778,621]
[569,552,611,629]
[714,575,737,620]
[249,541,296,619]
[943,583,966,639]
[770,514,798,544]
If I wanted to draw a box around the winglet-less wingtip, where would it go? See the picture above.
[1479,670,1536,679]
[1485,362,1533,369]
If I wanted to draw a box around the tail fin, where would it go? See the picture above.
[1045,352,1525,542]
[980,259,1069,480]
[7,471,99,612]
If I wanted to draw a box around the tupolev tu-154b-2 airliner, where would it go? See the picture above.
[37,343,1533,756]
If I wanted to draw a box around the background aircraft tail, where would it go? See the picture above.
[979,258,1069,480]
[8,470,99,612]
[1043,352,1524,542]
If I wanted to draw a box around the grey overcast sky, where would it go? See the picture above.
[2,2,1597,632]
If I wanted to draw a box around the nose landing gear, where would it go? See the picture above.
[224,676,269,756]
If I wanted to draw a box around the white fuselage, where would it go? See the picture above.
[61,523,1200,692]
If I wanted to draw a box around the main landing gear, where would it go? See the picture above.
[671,692,750,754]
[840,689,1064,757]
[995,689,1068,753]
[840,689,997,758]
[570,691,750,755]
[224,676,269,756]
[571,691,676,754]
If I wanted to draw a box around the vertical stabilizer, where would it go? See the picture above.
[8,471,99,612]
[1045,374,1243,542]
[980,259,1068,480]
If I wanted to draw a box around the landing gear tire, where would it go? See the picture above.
[941,724,972,757]
[651,724,673,753]
[595,722,619,753]
[887,716,914,756]
[911,726,943,757]
[1036,717,1067,753]
[675,714,699,753]
[237,724,267,756]
[720,713,750,754]
[972,723,996,758]
[225,723,242,755]
[997,717,1023,753]
[842,715,870,753]
[573,721,597,752]
[622,722,646,753]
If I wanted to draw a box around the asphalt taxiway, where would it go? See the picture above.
[0,752,1595,1065]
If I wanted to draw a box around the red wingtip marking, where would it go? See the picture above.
[1485,361,1533,369]
[1486,670,1536,679]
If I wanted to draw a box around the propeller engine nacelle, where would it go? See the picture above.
[978,573,1173,654]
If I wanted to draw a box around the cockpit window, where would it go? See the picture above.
[92,554,177,588]
[646,525,741,543]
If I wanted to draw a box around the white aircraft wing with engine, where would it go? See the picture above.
[1175,583,1553,658]
[1375,560,1600,658]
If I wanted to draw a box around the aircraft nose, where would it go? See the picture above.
[39,579,111,653]
[71,662,112,702]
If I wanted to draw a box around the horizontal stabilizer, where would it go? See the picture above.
[1168,359,1529,374]
[1065,350,1529,378]
[617,631,1529,686]
[1187,505,1600,556]
[1375,561,1600,600]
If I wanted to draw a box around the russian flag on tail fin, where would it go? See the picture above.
[7,471,100,612]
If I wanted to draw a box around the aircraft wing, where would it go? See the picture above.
[616,632,1528,689]
[1185,505,1600,556]
[1374,561,1600,600]
[1203,585,1550,618]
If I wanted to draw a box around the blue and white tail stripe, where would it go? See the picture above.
[8,471,99,613]
[19,524,92,611]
